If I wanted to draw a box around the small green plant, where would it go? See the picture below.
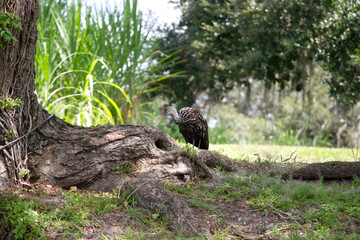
[352,175,360,189]
[253,153,273,164]
[0,194,44,239]
[214,165,223,172]
[180,143,197,156]
[121,190,137,207]
[20,168,30,179]
[8,129,16,139]
[351,148,359,162]
[0,12,22,47]
[211,225,232,239]
[112,163,136,175]
[280,150,298,163]
[0,98,22,109]
[189,198,217,212]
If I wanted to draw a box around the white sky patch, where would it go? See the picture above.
[138,0,181,26]
[86,0,181,27]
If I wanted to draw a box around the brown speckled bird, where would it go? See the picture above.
[154,106,209,149]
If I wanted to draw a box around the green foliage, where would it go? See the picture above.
[180,143,198,156]
[0,98,22,110]
[315,2,360,108]
[112,163,137,175]
[167,182,244,211]
[279,150,298,163]
[0,189,128,239]
[7,129,16,139]
[205,71,353,147]
[59,190,123,217]
[0,11,22,47]
[157,0,359,109]
[351,148,359,162]
[35,0,176,126]
[208,104,271,145]
[155,0,358,147]
[0,194,44,239]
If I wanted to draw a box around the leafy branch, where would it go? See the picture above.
[0,11,22,47]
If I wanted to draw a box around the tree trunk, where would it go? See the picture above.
[336,123,347,148]
[263,82,268,115]
[0,0,45,189]
[244,80,251,115]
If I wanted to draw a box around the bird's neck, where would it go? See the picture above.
[168,108,182,124]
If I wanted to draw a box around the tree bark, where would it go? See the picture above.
[244,80,251,115]
[282,161,360,180]
[28,116,213,188]
[0,0,44,189]
[336,123,347,148]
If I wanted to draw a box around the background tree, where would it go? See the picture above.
[315,1,360,109]
[155,0,359,147]
[157,0,359,109]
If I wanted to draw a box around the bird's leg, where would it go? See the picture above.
[198,139,201,149]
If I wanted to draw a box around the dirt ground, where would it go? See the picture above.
[5,180,300,240]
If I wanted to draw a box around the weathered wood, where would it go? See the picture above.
[28,116,180,187]
[282,161,360,180]
[197,149,257,172]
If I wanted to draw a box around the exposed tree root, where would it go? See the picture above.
[282,161,360,180]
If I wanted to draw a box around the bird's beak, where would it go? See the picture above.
[154,113,166,127]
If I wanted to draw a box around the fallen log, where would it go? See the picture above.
[282,161,360,180]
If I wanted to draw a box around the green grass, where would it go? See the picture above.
[210,144,359,163]
[0,188,193,239]
[165,171,360,239]
[0,189,128,239]
[229,174,360,239]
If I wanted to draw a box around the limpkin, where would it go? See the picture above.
[154,106,209,149]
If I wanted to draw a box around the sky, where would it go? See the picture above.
[137,0,181,26]
[87,0,181,26]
